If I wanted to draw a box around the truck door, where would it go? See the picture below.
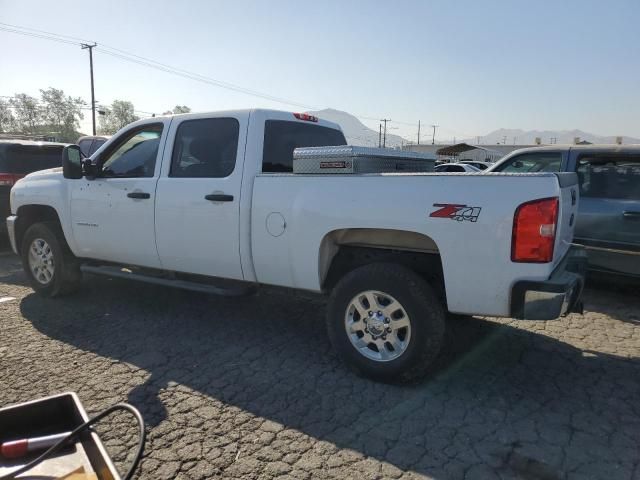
[574,153,640,275]
[70,122,168,268]
[154,113,247,280]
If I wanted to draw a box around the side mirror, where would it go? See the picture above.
[62,145,83,179]
[82,158,98,180]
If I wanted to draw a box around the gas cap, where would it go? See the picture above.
[266,212,286,237]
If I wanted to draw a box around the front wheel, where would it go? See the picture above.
[21,222,81,297]
[326,263,445,383]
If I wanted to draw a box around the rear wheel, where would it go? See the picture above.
[21,222,81,297]
[327,263,445,383]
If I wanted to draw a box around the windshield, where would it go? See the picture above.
[492,152,563,173]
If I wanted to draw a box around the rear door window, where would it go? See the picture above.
[494,152,563,173]
[577,155,640,200]
[262,120,347,172]
[170,118,239,178]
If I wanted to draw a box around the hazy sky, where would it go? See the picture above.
[1,0,639,140]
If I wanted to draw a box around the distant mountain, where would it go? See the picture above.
[466,128,640,146]
[307,108,407,147]
[307,108,640,147]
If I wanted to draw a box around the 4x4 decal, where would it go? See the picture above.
[430,204,481,222]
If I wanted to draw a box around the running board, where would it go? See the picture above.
[80,265,255,297]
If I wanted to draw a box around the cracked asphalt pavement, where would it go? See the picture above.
[0,246,639,480]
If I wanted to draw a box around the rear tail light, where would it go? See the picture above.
[0,174,23,187]
[293,113,318,122]
[511,197,559,263]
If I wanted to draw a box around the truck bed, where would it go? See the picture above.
[251,172,578,317]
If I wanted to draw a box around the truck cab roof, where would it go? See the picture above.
[132,108,342,133]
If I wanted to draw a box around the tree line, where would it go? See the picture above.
[0,87,190,142]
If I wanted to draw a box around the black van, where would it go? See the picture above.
[0,140,67,235]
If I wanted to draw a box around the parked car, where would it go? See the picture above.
[434,162,481,173]
[0,140,67,236]
[487,145,640,278]
[459,160,492,170]
[77,135,110,158]
[6,109,585,382]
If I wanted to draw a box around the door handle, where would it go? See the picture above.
[127,192,151,199]
[205,194,234,202]
[623,211,640,220]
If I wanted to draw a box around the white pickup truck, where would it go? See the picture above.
[6,109,586,382]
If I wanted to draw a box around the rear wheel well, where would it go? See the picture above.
[323,246,446,305]
[15,205,62,255]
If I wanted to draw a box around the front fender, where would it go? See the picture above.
[11,172,77,255]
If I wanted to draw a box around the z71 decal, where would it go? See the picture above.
[430,204,481,222]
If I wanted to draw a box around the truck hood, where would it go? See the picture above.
[10,167,67,217]
[15,168,65,186]
[24,167,64,179]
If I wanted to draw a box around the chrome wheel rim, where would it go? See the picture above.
[28,238,55,285]
[344,290,412,362]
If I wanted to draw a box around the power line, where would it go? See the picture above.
[0,22,433,134]
[0,23,317,109]
[95,48,316,110]
[0,21,94,43]
[0,26,80,46]
[0,22,318,110]
[2,95,155,117]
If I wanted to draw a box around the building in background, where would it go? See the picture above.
[402,143,517,162]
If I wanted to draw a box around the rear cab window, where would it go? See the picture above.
[262,120,347,173]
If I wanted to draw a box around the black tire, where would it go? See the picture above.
[21,222,81,297]
[326,263,445,383]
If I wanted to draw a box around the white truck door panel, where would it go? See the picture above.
[154,113,247,280]
[70,122,168,268]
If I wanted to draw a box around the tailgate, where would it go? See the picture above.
[554,173,580,266]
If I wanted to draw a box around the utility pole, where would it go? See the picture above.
[476,136,481,145]
[81,43,97,135]
[380,119,391,148]
[417,120,421,145]
[430,124,438,145]
[378,124,382,148]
